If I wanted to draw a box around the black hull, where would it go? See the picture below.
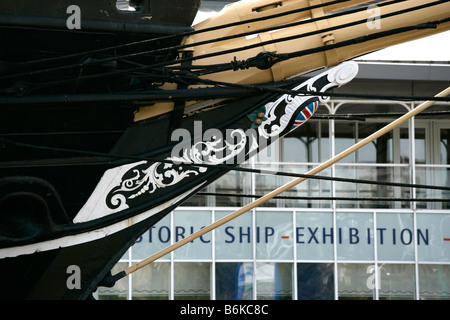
[0,0,200,100]
[0,92,276,299]
[0,204,175,300]
[0,3,359,296]
[0,90,273,246]
[0,75,326,298]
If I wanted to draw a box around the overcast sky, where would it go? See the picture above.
[356,30,450,62]
[194,9,450,63]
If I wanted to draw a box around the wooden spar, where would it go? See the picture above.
[135,0,450,120]
[189,0,450,84]
[117,86,450,280]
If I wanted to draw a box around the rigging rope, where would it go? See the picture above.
[1,79,450,105]
[2,0,446,94]
[6,14,448,97]
[190,16,450,76]
[197,192,450,203]
[175,73,450,102]
[8,0,354,68]
[2,138,450,193]
[103,86,450,285]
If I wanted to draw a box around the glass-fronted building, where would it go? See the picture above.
[96,60,450,300]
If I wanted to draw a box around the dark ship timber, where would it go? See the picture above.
[0,0,449,299]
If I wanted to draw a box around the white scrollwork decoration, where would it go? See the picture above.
[75,62,358,222]
[259,61,359,139]
[106,128,250,209]
[168,129,248,165]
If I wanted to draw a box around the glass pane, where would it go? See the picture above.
[336,213,374,261]
[296,212,334,261]
[216,263,253,300]
[376,213,414,261]
[414,127,426,165]
[173,210,212,260]
[440,129,450,164]
[254,165,283,207]
[255,164,332,209]
[333,106,415,165]
[282,120,329,163]
[378,264,415,300]
[133,214,171,260]
[358,166,396,208]
[182,185,207,206]
[334,165,357,209]
[338,263,374,300]
[256,211,293,260]
[215,211,253,260]
[297,263,334,300]
[417,213,450,262]
[357,123,393,164]
[256,263,293,300]
[419,264,450,300]
[132,262,169,300]
[283,137,307,163]
[211,170,252,207]
[399,128,411,164]
[334,165,410,209]
[96,262,129,300]
[282,165,332,209]
[334,121,356,163]
[174,262,211,300]
[415,167,450,210]
[256,137,281,165]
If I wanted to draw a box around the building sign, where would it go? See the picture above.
[132,210,450,262]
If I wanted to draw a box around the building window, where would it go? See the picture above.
[95,97,450,300]
[282,120,330,163]
[216,263,253,300]
[256,211,293,260]
[215,210,253,260]
[297,263,334,300]
[174,262,211,300]
[419,264,450,300]
[132,262,170,300]
[336,212,374,261]
[256,263,293,300]
[440,129,450,165]
[378,264,415,300]
[376,212,415,261]
[96,209,450,300]
[338,263,375,300]
[97,262,129,300]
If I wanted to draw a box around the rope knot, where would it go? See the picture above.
[230,51,281,71]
